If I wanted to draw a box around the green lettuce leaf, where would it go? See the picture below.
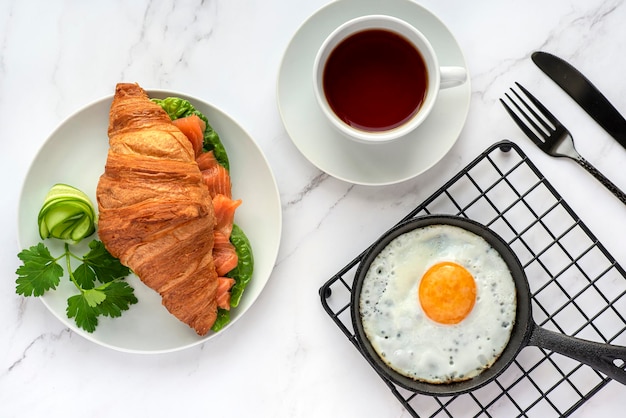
[226,224,254,308]
[212,309,230,332]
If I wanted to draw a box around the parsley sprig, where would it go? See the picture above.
[16,240,137,333]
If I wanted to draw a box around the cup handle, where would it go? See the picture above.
[440,66,467,89]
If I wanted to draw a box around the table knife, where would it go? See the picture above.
[532,51,626,151]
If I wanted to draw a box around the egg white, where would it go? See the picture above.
[359,224,517,384]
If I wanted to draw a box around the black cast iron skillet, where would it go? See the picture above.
[351,215,626,395]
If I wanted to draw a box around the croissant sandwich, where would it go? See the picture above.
[96,83,241,335]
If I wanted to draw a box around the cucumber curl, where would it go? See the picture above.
[38,183,97,244]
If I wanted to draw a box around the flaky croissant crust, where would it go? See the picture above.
[96,83,218,335]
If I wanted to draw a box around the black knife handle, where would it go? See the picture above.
[532,51,626,151]
[576,157,626,205]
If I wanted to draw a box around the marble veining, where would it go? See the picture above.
[2,0,626,417]
[284,172,332,207]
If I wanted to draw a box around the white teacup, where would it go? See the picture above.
[313,15,467,144]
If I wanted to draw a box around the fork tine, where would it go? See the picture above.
[499,95,545,145]
[514,82,560,129]
[507,89,552,135]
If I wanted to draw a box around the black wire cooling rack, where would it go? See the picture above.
[319,140,626,417]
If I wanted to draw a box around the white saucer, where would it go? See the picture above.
[277,0,471,186]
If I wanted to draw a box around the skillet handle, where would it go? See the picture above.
[528,324,626,384]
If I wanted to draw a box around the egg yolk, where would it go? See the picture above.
[418,261,477,325]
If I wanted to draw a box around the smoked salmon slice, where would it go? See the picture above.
[196,150,232,198]
[202,165,232,199]
[213,194,242,237]
[216,277,236,310]
[196,150,218,171]
[173,114,205,157]
[164,108,245,319]
[213,231,239,276]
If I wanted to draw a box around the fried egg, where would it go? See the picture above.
[359,224,517,384]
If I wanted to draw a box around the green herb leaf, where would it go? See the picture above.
[15,243,63,296]
[16,236,136,333]
[81,240,131,283]
[96,281,138,318]
[83,288,107,307]
[66,280,138,333]
[73,262,97,290]
[67,293,99,333]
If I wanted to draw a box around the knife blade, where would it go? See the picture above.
[532,51,626,151]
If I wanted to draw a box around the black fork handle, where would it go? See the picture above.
[575,157,626,205]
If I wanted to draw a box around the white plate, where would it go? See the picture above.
[277,0,471,186]
[17,90,282,354]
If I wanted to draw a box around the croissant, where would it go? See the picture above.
[96,83,218,335]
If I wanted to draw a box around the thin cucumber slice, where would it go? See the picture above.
[41,204,84,230]
[70,215,96,241]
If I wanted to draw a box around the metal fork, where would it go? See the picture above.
[500,82,626,205]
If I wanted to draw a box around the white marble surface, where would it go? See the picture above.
[2,0,626,416]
